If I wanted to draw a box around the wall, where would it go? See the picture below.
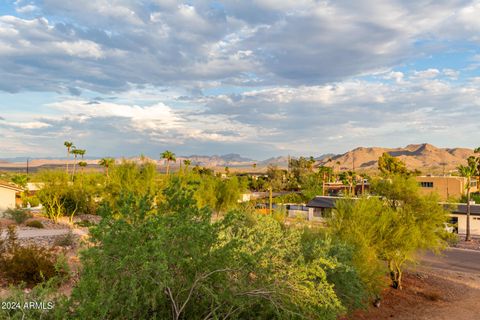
[0,187,17,213]
[450,213,480,236]
[416,176,478,200]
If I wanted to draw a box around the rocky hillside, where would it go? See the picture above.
[319,143,475,172]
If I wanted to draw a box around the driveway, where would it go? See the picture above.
[1,228,87,239]
[420,247,480,274]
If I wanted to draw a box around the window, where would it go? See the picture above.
[471,181,477,187]
[420,182,433,188]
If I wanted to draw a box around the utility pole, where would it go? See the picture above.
[322,171,326,196]
[26,158,29,175]
[269,186,273,214]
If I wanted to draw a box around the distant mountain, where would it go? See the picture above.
[0,145,473,172]
[318,143,474,172]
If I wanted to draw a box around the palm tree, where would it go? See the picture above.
[252,163,257,170]
[458,157,479,241]
[161,150,176,175]
[71,148,86,177]
[64,141,74,174]
[99,157,115,178]
[183,159,191,170]
[78,161,87,173]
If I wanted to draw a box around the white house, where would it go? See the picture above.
[0,183,23,213]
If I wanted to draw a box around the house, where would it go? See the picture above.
[415,176,478,200]
[441,202,480,235]
[0,183,23,213]
[307,195,480,237]
[306,196,348,221]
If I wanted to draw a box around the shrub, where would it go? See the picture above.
[5,208,32,224]
[66,180,344,319]
[75,220,94,228]
[0,225,63,286]
[22,194,40,207]
[26,220,44,229]
[54,232,76,247]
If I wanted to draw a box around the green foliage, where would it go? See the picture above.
[26,220,44,229]
[0,226,64,286]
[328,198,387,295]
[65,181,344,319]
[301,227,369,311]
[214,176,245,214]
[5,208,32,224]
[0,277,65,320]
[37,170,102,222]
[330,176,450,290]
[53,232,76,247]
[274,192,305,204]
[22,194,40,207]
[36,171,70,223]
[378,152,407,176]
[266,165,287,191]
[11,174,28,188]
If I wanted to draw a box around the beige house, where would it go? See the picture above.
[0,183,23,213]
[415,176,478,200]
[443,203,480,236]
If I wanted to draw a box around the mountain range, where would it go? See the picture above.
[0,144,475,173]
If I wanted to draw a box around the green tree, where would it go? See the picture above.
[331,176,449,290]
[378,153,407,176]
[161,150,176,175]
[98,157,115,178]
[11,174,28,189]
[64,141,74,174]
[65,181,344,319]
[78,161,87,173]
[458,156,479,241]
[71,148,86,177]
[182,159,191,170]
[266,165,286,191]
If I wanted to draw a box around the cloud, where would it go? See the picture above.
[2,73,480,158]
[0,0,477,93]
[2,1,480,157]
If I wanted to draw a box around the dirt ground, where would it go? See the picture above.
[347,266,480,319]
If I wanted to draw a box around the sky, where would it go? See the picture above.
[0,0,480,160]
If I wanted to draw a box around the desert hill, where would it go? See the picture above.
[319,143,475,172]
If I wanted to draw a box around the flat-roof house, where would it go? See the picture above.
[442,202,480,235]
[415,176,478,200]
[307,195,480,237]
[0,183,23,213]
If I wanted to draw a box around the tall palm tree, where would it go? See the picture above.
[64,141,74,174]
[78,161,87,173]
[183,159,191,170]
[99,157,115,178]
[458,157,479,241]
[161,150,176,175]
[71,148,86,177]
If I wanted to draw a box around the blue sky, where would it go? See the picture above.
[1,0,480,160]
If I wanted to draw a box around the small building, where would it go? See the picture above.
[0,183,23,213]
[306,196,347,221]
[442,202,480,236]
[416,176,478,200]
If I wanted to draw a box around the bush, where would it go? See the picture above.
[0,226,64,286]
[26,220,44,229]
[65,180,344,319]
[5,208,32,224]
[22,194,40,207]
[54,232,76,247]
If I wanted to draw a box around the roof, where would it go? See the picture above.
[441,203,480,216]
[307,196,346,209]
[308,196,480,216]
[0,182,23,192]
